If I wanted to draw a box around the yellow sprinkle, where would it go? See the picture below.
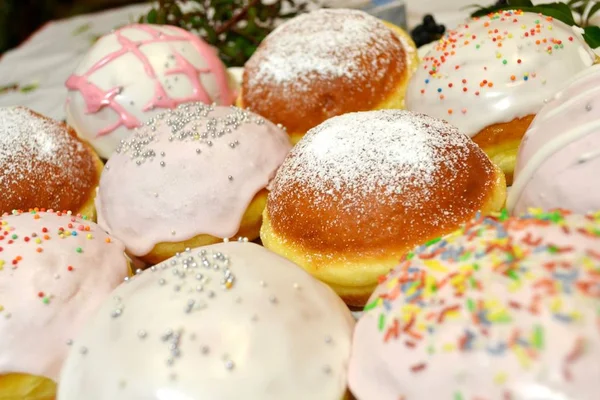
[570,311,582,321]
[35,238,41,244]
[508,279,523,292]
[521,24,526,29]
[86,234,93,239]
[494,372,508,384]
[0,305,4,312]
[513,346,532,368]
[59,234,64,239]
[508,33,513,38]
[496,53,502,59]
[423,259,448,272]
[0,260,4,270]
[551,298,562,313]
[442,343,455,352]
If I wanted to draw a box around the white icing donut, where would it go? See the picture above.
[0,210,129,381]
[66,24,235,159]
[349,210,600,400]
[57,242,354,400]
[508,64,600,214]
[405,10,595,137]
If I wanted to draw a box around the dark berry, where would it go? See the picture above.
[495,0,509,5]
[423,14,436,27]
[411,14,445,48]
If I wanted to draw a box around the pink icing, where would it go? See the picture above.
[508,65,600,215]
[349,211,600,400]
[0,210,129,381]
[65,24,234,138]
[95,104,291,257]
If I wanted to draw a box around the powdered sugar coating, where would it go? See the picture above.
[249,9,398,88]
[272,110,480,210]
[0,107,97,213]
[267,110,499,252]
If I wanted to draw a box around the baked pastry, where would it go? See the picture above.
[66,24,235,159]
[57,242,354,400]
[0,210,129,399]
[349,209,600,400]
[0,107,103,219]
[239,9,418,143]
[405,10,596,183]
[508,65,600,215]
[96,104,291,265]
[261,110,506,306]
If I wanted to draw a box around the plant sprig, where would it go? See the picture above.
[468,0,600,48]
[139,0,314,67]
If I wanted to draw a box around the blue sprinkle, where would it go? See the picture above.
[425,79,430,84]
[406,289,423,303]
[553,313,574,323]
[486,342,507,355]
[524,76,529,81]
[72,231,78,236]
[437,88,442,93]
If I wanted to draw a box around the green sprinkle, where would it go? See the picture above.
[378,314,386,331]
[459,251,471,261]
[548,245,558,254]
[11,234,17,239]
[502,59,507,64]
[425,237,442,246]
[469,276,478,288]
[499,209,509,221]
[507,269,519,280]
[72,23,91,36]
[76,247,83,253]
[454,391,465,400]
[427,344,435,354]
[430,282,438,292]
[476,44,481,49]
[473,263,480,271]
[364,300,379,312]
[467,298,475,312]
[494,311,513,324]
[406,252,415,260]
[19,83,39,93]
[533,325,544,350]
[42,297,50,305]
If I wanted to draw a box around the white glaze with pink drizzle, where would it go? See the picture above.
[508,65,600,215]
[0,210,129,381]
[96,104,291,258]
[405,10,595,138]
[66,24,234,159]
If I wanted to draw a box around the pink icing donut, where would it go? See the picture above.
[66,24,235,159]
[349,209,600,400]
[508,65,600,215]
[0,210,129,382]
[96,104,291,262]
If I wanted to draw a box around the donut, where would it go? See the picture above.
[261,110,506,306]
[96,104,291,265]
[0,210,129,399]
[239,9,418,143]
[349,209,600,400]
[508,65,600,215]
[405,10,596,183]
[0,107,103,219]
[66,24,235,159]
[57,242,354,400]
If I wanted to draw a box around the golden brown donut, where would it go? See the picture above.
[239,9,418,144]
[261,110,506,306]
[0,107,102,219]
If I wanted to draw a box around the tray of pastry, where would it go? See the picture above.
[0,2,599,400]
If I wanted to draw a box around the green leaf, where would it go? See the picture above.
[72,23,91,36]
[19,82,39,93]
[146,9,158,24]
[509,0,534,7]
[583,25,600,48]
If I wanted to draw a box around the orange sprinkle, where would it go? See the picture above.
[43,235,50,240]
[36,248,43,253]
[488,82,494,88]
[510,75,516,81]
[448,109,453,114]
[105,237,111,243]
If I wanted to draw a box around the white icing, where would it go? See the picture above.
[57,242,354,400]
[405,10,595,137]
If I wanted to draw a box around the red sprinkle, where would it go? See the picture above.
[68,266,74,271]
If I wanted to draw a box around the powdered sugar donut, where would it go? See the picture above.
[405,10,595,182]
[96,104,291,264]
[0,107,103,219]
[57,242,354,400]
[66,24,235,159]
[0,210,129,398]
[261,110,506,306]
[240,8,418,143]
[508,65,600,215]
[349,209,600,400]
